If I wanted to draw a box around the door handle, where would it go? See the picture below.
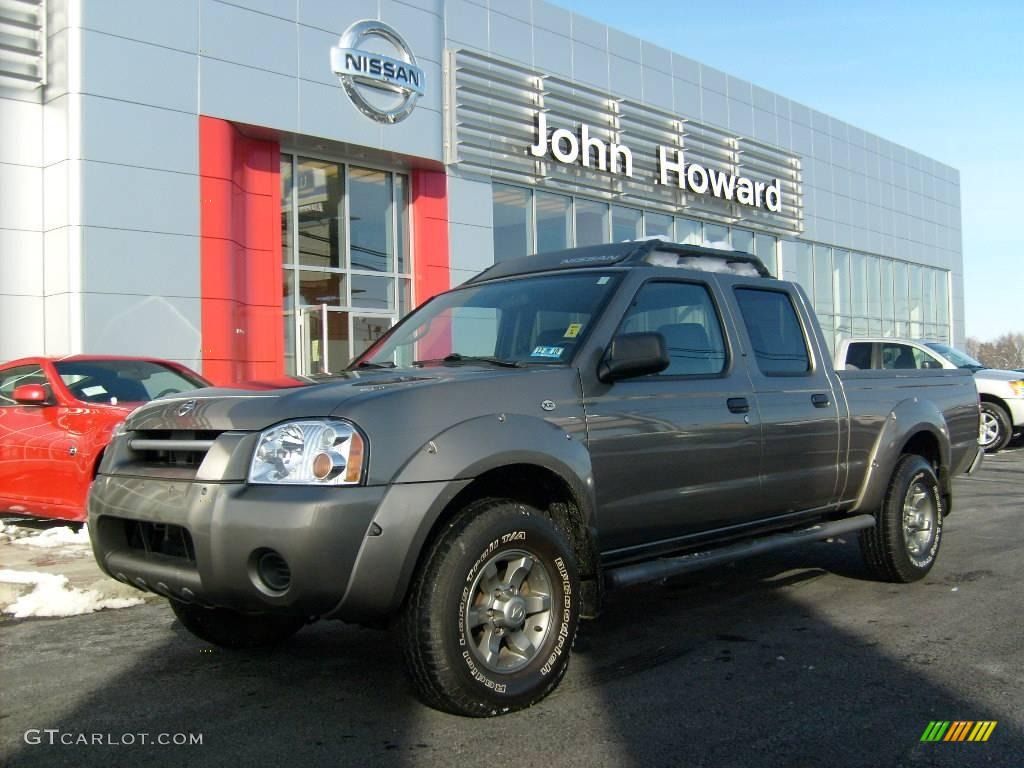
[727,397,750,414]
[811,393,830,408]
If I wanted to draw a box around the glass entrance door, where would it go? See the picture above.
[281,155,412,375]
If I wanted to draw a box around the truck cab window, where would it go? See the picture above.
[617,281,727,376]
[734,288,811,375]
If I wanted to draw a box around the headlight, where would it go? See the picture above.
[1010,380,1024,397]
[248,419,366,486]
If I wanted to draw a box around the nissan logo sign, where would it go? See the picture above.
[176,400,197,417]
[330,20,425,124]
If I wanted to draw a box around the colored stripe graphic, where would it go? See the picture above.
[922,720,997,742]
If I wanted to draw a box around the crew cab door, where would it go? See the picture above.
[725,283,841,514]
[582,277,763,554]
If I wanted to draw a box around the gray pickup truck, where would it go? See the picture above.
[88,240,982,716]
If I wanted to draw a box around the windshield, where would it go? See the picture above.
[55,360,207,404]
[354,272,623,368]
[924,343,985,370]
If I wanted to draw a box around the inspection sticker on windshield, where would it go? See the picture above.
[597,276,610,285]
[531,346,564,359]
[564,323,583,338]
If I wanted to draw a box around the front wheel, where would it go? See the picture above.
[859,454,943,583]
[169,600,306,649]
[400,498,580,717]
[979,402,1012,453]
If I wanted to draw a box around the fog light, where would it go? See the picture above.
[255,549,291,593]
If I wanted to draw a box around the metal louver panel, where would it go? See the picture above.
[445,48,803,235]
[0,0,45,89]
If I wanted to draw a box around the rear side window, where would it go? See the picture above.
[880,343,944,370]
[734,288,811,375]
[845,342,873,370]
[617,281,727,376]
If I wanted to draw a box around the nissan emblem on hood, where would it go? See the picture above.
[177,400,198,417]
[330,19,425,124]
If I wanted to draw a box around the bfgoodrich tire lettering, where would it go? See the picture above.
[859,454,943,583]
[400,498,580,717]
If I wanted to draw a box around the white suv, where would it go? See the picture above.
[837,338,1023,453]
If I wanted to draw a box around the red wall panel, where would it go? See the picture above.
[199,117,283,385]
[411,169,450,305]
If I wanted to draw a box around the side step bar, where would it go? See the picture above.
[605,514,875,590]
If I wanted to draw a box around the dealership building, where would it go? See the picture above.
[0,0,964,382]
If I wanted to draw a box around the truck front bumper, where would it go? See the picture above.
[88,474,463,622]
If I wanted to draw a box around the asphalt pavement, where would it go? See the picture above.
[2,446,1022,768]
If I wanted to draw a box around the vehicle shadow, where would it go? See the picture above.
[3,537,1021,768]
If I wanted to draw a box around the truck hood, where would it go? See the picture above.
[123,366,570,433]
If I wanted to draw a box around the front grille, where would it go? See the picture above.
[128,430,221,472]
[122,519,196,562]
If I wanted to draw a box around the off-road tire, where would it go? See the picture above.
[169,600,305,649]
[400,498,580,717]
[860,454,943,583]
[979,401,1012,453]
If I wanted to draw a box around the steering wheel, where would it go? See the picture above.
[155,388,183,399]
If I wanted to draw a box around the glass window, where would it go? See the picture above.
[880,343,945,370]
[922,268,935,325]
[880,258,895,322]
[298,270,345,307]
[734,288,811,375]
[351,274,394,311]
[575,199,609,247]
[54,360,205,404]
[492,183,533,262]
[833,249,851,316]
[813,244,833,315]
[395,174,410,273]
[353,316,393,359]
[755,233,777,276]
[296,158,344,269]
[611,206,642,242]
[617,281,727,376]
[865,255,881,319]
[281,156,293,266]
[893,261,909,321]
[675,218,701,245]
[935,269,949,326]
[731,228,754,255]
[909,264,923,322]
[349,167,393,272]
[398,278,412,316]
[644,212,673,239]
[535,191,571,253]
[851,252,867,317]
[784,241,813,300]
[703,223,729,249]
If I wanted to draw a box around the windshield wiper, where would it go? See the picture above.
[414,354,525,369]
[355,360,396,369]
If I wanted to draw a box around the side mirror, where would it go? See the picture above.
[12,384,48,405]
[599,332,670,382]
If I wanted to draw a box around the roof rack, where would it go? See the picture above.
[466,239,772,283]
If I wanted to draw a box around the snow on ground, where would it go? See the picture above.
[0,569,146,618]
[0,522,152,618]
[7,524,92,548]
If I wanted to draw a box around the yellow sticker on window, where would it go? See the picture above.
[564,323,583,339]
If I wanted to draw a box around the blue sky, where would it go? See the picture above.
[552,0,1022,341]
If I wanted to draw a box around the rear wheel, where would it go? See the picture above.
[400,498,580,717]
[169,600,305,649]
[859,454,943,583]
[979,402,1012,453]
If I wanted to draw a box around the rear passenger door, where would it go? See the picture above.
[728,285,841,514]
[584,279,764,554]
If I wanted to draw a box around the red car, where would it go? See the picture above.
[0,356,209,522]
